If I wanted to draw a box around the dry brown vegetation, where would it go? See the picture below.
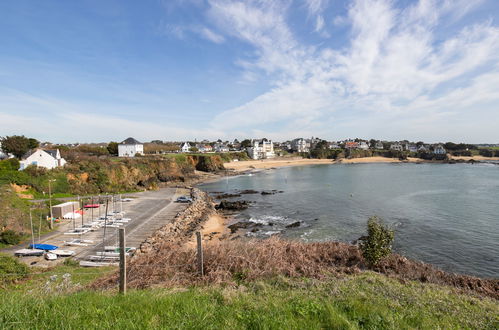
[92,238,498,299]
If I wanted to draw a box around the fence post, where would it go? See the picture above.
[119,228,126,294]
[196,231,204,276]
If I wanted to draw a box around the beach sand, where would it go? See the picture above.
[184,212,230,248]
[224,156,423,172]
[224,158,334,172]
[336,156,422,164]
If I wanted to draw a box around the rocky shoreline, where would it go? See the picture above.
[135,188,217,255]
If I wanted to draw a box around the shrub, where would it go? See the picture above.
[0,253,29,284]
[0,230,22,245]
[360,216,394,267]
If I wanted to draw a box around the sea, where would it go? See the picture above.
[199,162,499,278]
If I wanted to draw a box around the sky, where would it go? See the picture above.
[0,0,498,144]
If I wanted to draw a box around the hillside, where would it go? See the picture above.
[1,261,498,329]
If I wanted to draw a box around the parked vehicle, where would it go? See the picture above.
[176,196,192,203]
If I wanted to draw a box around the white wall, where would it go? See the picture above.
[19,150,58,170]
[118,144,144,157]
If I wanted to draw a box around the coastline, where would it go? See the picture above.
[222,155,486,173]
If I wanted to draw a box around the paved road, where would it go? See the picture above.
[3,188,190,265]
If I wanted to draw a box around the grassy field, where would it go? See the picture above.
[1,264,498,329]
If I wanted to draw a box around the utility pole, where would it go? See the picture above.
[196,231,204,276]
[48,179,56,229]
[119,228,126,294]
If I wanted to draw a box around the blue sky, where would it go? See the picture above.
[1,0,498,143]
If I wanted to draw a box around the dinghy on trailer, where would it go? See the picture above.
[64,239,94,247]
[30,244,58,251]
[88,255,120,262]
[53,249,75,257]
[104,246,136,253]
[15,248,44,257]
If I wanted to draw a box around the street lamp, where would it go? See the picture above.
[48,179,56,229]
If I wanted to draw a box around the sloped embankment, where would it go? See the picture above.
[93,210,498,300]
[135,188,215,255]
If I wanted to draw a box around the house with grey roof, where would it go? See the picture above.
[118,137,144,157]
[19,149,66,170]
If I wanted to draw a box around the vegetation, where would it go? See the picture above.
[0,230,22,245]
[106,142,118,156]
[0,254,29,285]
[1,271,497,329]
[0,135,39,159]
[360,216,394,267]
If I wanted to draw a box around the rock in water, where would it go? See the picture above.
[285,221,301,228]
[215,200,249,210]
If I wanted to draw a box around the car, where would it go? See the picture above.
[176,196,192,203]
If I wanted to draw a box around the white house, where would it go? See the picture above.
[118,138,144,157]
[214,143,229,153]
[180,142,191,153]
[433,144,446,155]
[247,139,275,160]
[291,138,309,153]
[359,141,369,150]
[390,143,403,151]
[0,142,9,159]
[374,141,384,150]
[19,149,66,170]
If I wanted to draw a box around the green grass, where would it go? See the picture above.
[1,271,497,329]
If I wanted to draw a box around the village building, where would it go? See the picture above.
[433,144,447,155]
[180,142,191,153]
[118,137,144,157]
[374,141,384,150]
[359,141,369,150]
[390,143,404,151]
[19,149,66,170]
[247,139,275,160]
[196,144,213,153]
[329,142,341,149]
[345,141,359,149]
[214,143,229,153]
[0,142,10,159]
[291,138,310,153]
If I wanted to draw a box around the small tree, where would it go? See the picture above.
[107,142,118,155]
[360,216,394,267]
[1,135,39,158]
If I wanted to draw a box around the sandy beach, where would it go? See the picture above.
[224,158,335,172]
[224,156,422,172]
[224,155,499,173]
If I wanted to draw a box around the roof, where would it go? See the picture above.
[44,149,58,158]
[120,137,142,145]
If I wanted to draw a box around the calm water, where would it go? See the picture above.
[199,163,499,278]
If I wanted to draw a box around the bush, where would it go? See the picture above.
[0,253,29,284]
[0,230,22,245]
[360,216,394,267]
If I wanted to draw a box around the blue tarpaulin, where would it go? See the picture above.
[29,244,59,250]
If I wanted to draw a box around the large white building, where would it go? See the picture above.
[247,139,275,160]
[0,142,9,159]
[118,137,144,157]
[19,149,66,170]
[291,138,309,153]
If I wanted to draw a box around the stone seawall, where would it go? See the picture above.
[136,188,214,255]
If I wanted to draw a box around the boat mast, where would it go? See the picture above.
[29,208,35,247]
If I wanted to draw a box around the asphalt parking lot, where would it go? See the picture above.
[5,187,191,266]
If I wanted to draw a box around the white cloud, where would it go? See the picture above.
[200,0,499,142]
[199,27,225,43]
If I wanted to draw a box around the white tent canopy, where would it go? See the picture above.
[63,212,81,219]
